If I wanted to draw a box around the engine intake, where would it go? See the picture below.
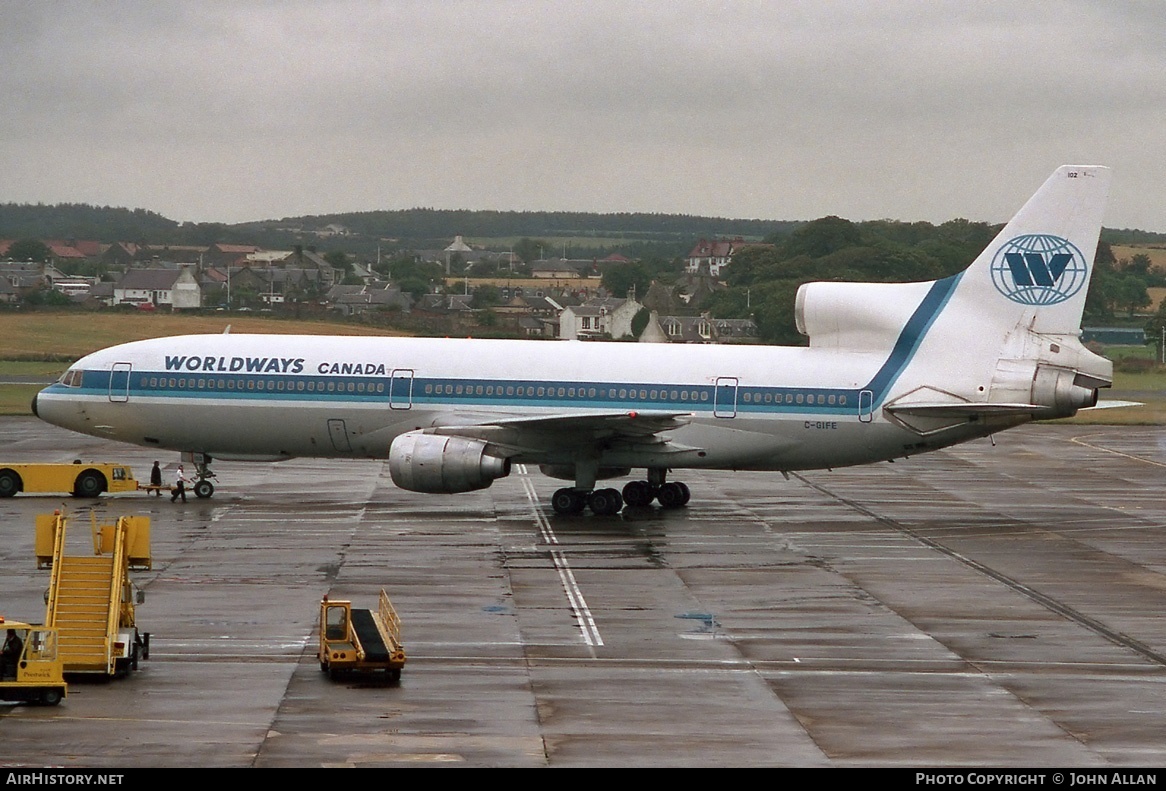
[388,433,510,494]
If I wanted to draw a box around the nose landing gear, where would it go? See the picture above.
[186,454,218,499]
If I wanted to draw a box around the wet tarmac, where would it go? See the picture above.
[2,417,1166,767]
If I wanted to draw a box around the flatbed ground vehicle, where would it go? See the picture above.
[0,462,139,498]
[319,589,406,681]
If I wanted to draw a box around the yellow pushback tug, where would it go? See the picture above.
[0,462,140,498]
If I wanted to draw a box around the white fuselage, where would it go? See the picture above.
[34,331,1009,475]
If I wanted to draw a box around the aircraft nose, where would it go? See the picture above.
[30,392,38,417]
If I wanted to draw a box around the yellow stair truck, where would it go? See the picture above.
[36,511,151,677]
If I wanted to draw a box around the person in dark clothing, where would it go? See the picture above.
[150,461,163,495]
[2,629,23,679]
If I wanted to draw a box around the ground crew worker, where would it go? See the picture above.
[171,465,187,503]
[150,461,163,495]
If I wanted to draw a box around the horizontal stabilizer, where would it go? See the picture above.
[1082,400,1143,411]
[884,402,1049,418]
[886,399,1143,418]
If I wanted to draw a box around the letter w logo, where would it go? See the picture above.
[1004,252,1072,287]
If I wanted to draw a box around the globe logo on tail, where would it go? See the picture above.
[990,234,1088,306]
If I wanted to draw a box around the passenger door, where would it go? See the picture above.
[714,376,738,418]
[389,369,413,410]
[109,362,132,403]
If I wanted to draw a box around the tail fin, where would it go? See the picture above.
[886,166,1112,427]
[951,165,1111,335]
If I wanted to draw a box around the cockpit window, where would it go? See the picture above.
[60,369,83,388]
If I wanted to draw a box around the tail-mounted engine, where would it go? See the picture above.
[1029,364,1099,417]
[388,432,510,494]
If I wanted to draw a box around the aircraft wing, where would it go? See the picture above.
[423,409,697,454]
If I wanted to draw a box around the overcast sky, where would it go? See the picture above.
[2,1,1164,231]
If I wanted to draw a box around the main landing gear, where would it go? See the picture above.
[551,486,624,516]
[620,479,690,509]
[550,468,691,516]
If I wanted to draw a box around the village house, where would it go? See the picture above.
[658,313,758,343]
[113,266,201,309]
[684,237,773,278]
[558,296,643,340]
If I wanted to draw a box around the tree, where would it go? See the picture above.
[445,251,467,275]
[513,238,548,265]
[1145,300,1166,362]
[780,216,862,259]
[397,277,432,301]
[722,246,781,288]
[470,258,499,277]
[630,307,651,338]
[7,238,51,262]
[748,280,803,344]
[471,285,501,308]
[1114,274,1151,316]
[324,250,349,269]
[601,261,652,301]
[179,222,229,246]
[22,286,73,307]
[1128,253,1153,277]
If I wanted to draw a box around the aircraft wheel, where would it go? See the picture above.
[621,480,654,507]
[72,470,105,498]
[193,479,214,499]
[657,482,687,509]
[551,488,586,515]
[588,488,623,516]
[677,481,691,506]
[0,470,20,497]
